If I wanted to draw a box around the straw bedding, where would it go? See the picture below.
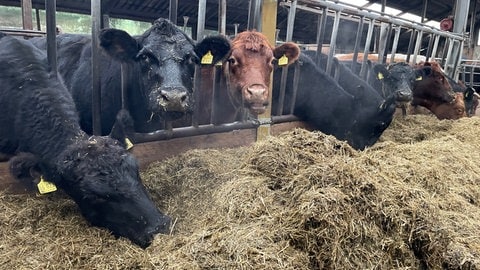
[1,114,479,269]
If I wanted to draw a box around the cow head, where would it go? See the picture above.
[412,62,456,105]
[224,31,300,115]
[373,62,415,104]
[51,136,170,248]
[429,92,467,120]
[99,18,230,120]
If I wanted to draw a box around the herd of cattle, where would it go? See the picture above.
[0,18,478,248]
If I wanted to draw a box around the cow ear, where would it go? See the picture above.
[195,35,232,65]
[99,29,140,62]
[373,64,389,80]
[109,109,135,150]
[273,42,300,66]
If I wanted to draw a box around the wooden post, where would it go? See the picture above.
[257,0,277,141]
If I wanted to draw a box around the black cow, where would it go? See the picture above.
[31,18,231,135]
[305,51,416,116]
[273,52,397,150]
[0,33,170,248]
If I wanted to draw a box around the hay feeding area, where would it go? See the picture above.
[1,114,480,269]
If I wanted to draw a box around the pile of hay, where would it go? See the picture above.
[1,114,480,269]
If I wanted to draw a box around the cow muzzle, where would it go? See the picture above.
[150,87,192,114]
[243,84,268,114]
[395,89,413,102]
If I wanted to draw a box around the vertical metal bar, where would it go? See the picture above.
[289,63,301,115]
[102,14,110,28]
[210,66,222,125]
[285,0,296,41]
[248,0,263,31]
[359,19,374,79]
[315,7,328,69]
[21,0,33,30]
[218,0,227,34]
[389,26,401,63]
[469,0,477,48]
[425,33,434,62]
[405,30,416,63]
[445,0,469,77]
[350,16,364,73]
[196,0,206,40]
[421,0,428,23]
[192,0,207,127]
[412,30,423,64]
[326,10,340,76]
[431,35,440,60]
[276,0,296,116]
[91,0,102,135]
[120,64,128,109]
[169,0,178,25]
[234,23,239,36]
[45,0,57,74]
[35,8,40,30]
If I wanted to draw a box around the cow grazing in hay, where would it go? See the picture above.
[0,33,170,249]
[272,52,398,150]
[31,18,231,135]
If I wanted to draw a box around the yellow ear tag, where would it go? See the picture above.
[278,54,289,66]
[201,50,214,64]
[125,137,134,150]
[377,73,384,80]
[37,176,57,194]
[415,76,423,81]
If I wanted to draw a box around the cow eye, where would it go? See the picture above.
[228,57,237,65]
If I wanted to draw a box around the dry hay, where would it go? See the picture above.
[1,114,480,269]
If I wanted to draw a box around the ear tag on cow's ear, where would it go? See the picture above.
[201,50,214,65]
[125,137,134,150]
[377,72,384,80]
[278,54,289,66]
[37,176,57,195]
[416,76,423,81]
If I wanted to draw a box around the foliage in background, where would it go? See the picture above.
[0,6,151,35]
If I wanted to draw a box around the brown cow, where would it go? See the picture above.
[223,31,300,117]
[412,62,456,109]
[409,92,466,120]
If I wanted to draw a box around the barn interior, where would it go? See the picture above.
[0,1,480,269]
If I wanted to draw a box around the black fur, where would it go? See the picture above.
[0,34,170,248]
[273,52,396,150]
[30,18,231,135]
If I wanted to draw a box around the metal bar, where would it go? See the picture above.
[218,0,226,34]
[276,0,296,116]
[350,16,364,73]
[425,33,434,61]
[421,0,428,23]
[133,122,258,143]
[315,7,328,68]
[431,34,440,59]
[35,8,40,30]
[21,0,33,30]
[389,26,401,63]
[289,63,301,115]
[45,0,57,74]
[282,1,464,41]
[359,19,374,79]
[120,64,128,109]
[248,0,262,31]
[326,10,340,75]
[412,29,423,64]
[169,0,178,24]
[196,0,206,40]
[91,0,102,135]
[405,30,415,63]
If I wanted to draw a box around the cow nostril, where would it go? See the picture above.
[160,91,169,102]
[180,94,187,103]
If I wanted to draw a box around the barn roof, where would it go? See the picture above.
[0,0,476,43]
